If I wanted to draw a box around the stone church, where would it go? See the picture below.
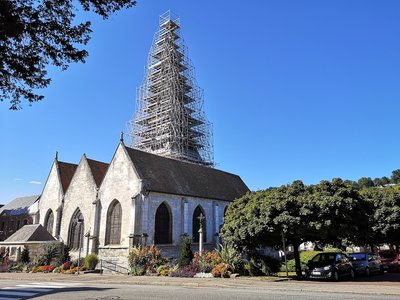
[37,138,248,265]
[4,11,249,267]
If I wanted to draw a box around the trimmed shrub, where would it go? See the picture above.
[178,235,193,267]
[84,253,99,270]
[20,246,30,263]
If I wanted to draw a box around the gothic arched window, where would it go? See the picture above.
[105,200,122,245]
[154,202,172,244]
[68,209,84,250]
[44,209,54,235]
[192,205,206,243]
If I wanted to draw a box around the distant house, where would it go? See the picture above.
[0,224,57,261]
[0,195,40,241]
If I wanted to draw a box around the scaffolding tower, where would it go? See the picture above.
[126,11,214,167]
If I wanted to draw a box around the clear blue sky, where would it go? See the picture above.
[1,0,400,204]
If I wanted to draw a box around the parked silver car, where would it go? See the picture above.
[348,253,383,276]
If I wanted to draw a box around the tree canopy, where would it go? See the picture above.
[0,0,136,110]
[221,178,398,277]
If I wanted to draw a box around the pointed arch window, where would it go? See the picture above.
[68,209,84,250]
[105,200,122,245]
[154,202,172,244]
[192,205,206,243]
[44,209,54,235]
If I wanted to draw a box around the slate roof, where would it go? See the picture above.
[3,224,56,243]
[58,161,78,193]
[87,158,109,188]
[0,195,40,216]
[125,146,249,201]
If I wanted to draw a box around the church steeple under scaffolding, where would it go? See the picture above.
[126,11,214,167]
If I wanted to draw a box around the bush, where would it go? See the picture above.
[193,250,221,273]
[9,262,30,272]
[211,263,231,278]
[32,265,44,273]
[128,246,166,275]
[157,264,170,276]
[56,244,70,266]
[216,243,242,273]
[280,250,321,273]
[20,246,30,263]
[178,235,193,267]
[244,253,281,276]
[84,253,99,270]
[169,261,200,278]
[71,258,84,268]
[36,243,60,266]
[62,260,72,270]
[42,265,56,273]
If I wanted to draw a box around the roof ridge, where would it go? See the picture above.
[58,161,78,166]
[124,146,241,177]
[86,158,109,166]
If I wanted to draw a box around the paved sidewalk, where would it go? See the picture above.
[0,273,399,296]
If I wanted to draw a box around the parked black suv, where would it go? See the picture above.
[305,252,355,281]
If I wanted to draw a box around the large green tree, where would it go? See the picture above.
[391,169,400,184]
[222,181,318,277]
[222,179,370,277]
[311,179,370,247]
[0,0,136,110]
[361,186,400,250]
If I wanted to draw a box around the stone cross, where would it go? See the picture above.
[197,213,205,253]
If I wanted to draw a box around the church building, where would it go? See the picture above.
[38,138,248,266]
[5,11,249,268]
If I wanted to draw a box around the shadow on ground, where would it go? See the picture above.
[27,286,114,299]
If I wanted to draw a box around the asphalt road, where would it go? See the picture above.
[0,272,398,300]
[0,281,396,300]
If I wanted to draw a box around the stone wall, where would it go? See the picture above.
[38,161,63,235]
[144,192,230,248]
[60,155,97,255]
[98,246,129,270]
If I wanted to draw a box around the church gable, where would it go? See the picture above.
[97,143,141,248]
[60,155,107,249]
[39,160,66,229]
